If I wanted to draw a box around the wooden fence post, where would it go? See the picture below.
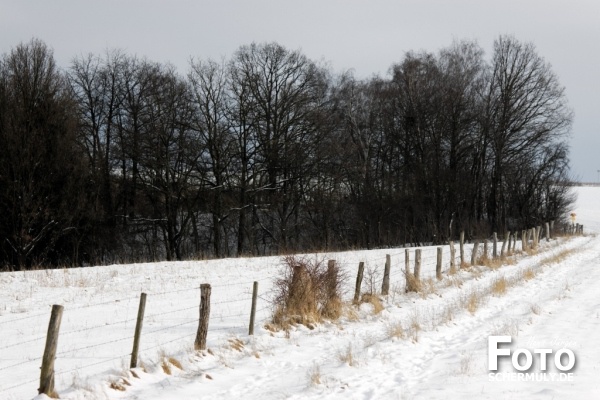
[471,241,479,266]
[39,304,64,397]
[382,254,391,295]
[405,249,410,276]
[449,241,456,271]
[130,292,147,368]
[194,284,212,351]
[353,262,365,304]
[550,220,555,237]
[545,222,550,242]
[501,232,509,259]
[522,230,527,251]
[436,247,443,280]
[414,249,422,282]
[483,239,489,262]
[493,233,498,258]
[249,282,258,335]
[459,231,465,267]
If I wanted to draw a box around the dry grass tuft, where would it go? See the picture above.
[444,276,463,289]
[337,344,356,366]
[522,268,536,281]
[343,303,360,321]
[408,311,422,342]
[360,293,385,314]
[404,271,422,293]
[386,321,406,340]
[482,257,504,269]
[109,374,132,391]
[465,290,481,314]
[161,360,172,375]
[419,278,437,298]
[158,355,183,376]
[491,276,508,296]
[307,363,322,386]
[228,338,245,352]
[530,303,542,315]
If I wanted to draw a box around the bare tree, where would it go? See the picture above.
[484,35,573,232]
[189,58,234,257]
[0,39,87,268]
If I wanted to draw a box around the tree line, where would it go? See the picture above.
[0,36,573,270]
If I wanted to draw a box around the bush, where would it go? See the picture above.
[270,256,346,329]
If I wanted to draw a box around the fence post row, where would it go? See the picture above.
[249,281,258,336]
[130,292,147,368]
[194,283,212,351]
[39,304,64,397]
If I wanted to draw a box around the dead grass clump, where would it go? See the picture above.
[160,356,183,375]
[271,256,347,330]
[444,276,463,288]
[465,290,481,314]
[522,268,536,281]
[109,377,131,391]
[307,363,322,386]
[228,338,244,352]
[343,303,360,321]
[386,321,406,340]
[404,271,422,293]
[408,311,422,342]
[337,344,356,366]
[360,293,385,314]
[491,276,508,296]
[419,278,437,298]
[482,257,504,269]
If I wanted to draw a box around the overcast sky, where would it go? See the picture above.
[1,0,599,181]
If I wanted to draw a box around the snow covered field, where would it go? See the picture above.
[1,186,599,399]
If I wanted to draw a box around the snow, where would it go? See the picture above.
[1,186,599,399]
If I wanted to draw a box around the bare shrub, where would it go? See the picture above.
[271,256,346,329]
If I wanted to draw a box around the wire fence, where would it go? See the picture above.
[0,228,560,398]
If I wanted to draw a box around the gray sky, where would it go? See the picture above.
[1,0,598,181]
